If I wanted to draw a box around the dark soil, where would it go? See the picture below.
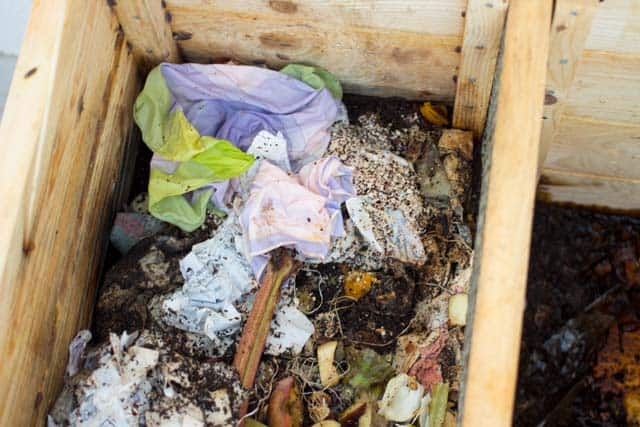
[515,202,640,426]
[93,217,218,343]
[295,262,417,349]
[342,94,427,130]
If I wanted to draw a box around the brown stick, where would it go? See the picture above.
[234,250,301,389]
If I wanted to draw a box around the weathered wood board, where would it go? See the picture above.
[539,0,640,210]
[0,0,140,424]
[461,1,552,426]
[164,0,467,101]
[539,170,640,212]
[453,0,508,138]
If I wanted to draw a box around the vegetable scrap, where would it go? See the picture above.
[50,63,476,427]
[419,102,449,127]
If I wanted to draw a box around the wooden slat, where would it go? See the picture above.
[111,0,180,67]
[561,50,640,124]
[539,0,599,169]
[0,0,140,424]
[164,0,465,100]
[461,1,552,426]
[539,169,640,211]
[585,0,640,55]
[544,114,640,180]
[165,0,466,35]
[452,0,508,138]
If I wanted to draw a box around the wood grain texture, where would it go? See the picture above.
[585,0,640,54]
[452,0,508,138]
[561,50,640,124]
[461,1,552,426]
[539,169,640,211]
[538,0,640,190]
[111,0,180,67]
[544,115,640,180]
[164,0,466,100]
[0,0,140,424]
[165,0,466,35]
[539,0,599,170]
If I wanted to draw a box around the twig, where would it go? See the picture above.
[233,251,301,426]
[233,250,301,389]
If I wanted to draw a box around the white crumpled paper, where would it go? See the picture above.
[247,130,292,172]
[159,215,257,355]
[159,214,314,357]
[265,303,315,356]
[57,331,159,427]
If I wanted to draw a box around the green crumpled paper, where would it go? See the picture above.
[280,64,343,100]
[134,66,254,232]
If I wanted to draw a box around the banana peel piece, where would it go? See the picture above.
[420,102,449,126]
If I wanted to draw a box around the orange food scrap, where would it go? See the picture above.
[420,102,449,126]
[344,270,377,300]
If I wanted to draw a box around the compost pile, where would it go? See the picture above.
[49,63,475,427]
[516,204,640,426]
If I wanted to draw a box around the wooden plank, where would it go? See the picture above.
[461,1,552,426]
[544,114,640,180]
[452,0,508,138]
[562,50,640,123]
[0,0,140,424]
[539,169,640,211]
[111,0,180,67]
[539,0,598,169]
[585,0,640,55]
[165,0,466,36]
[165,1,465,100]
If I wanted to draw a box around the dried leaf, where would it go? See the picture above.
[339,402,367,425]
[594,322,640,424]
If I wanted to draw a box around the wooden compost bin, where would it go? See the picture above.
[0,0,636,426]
